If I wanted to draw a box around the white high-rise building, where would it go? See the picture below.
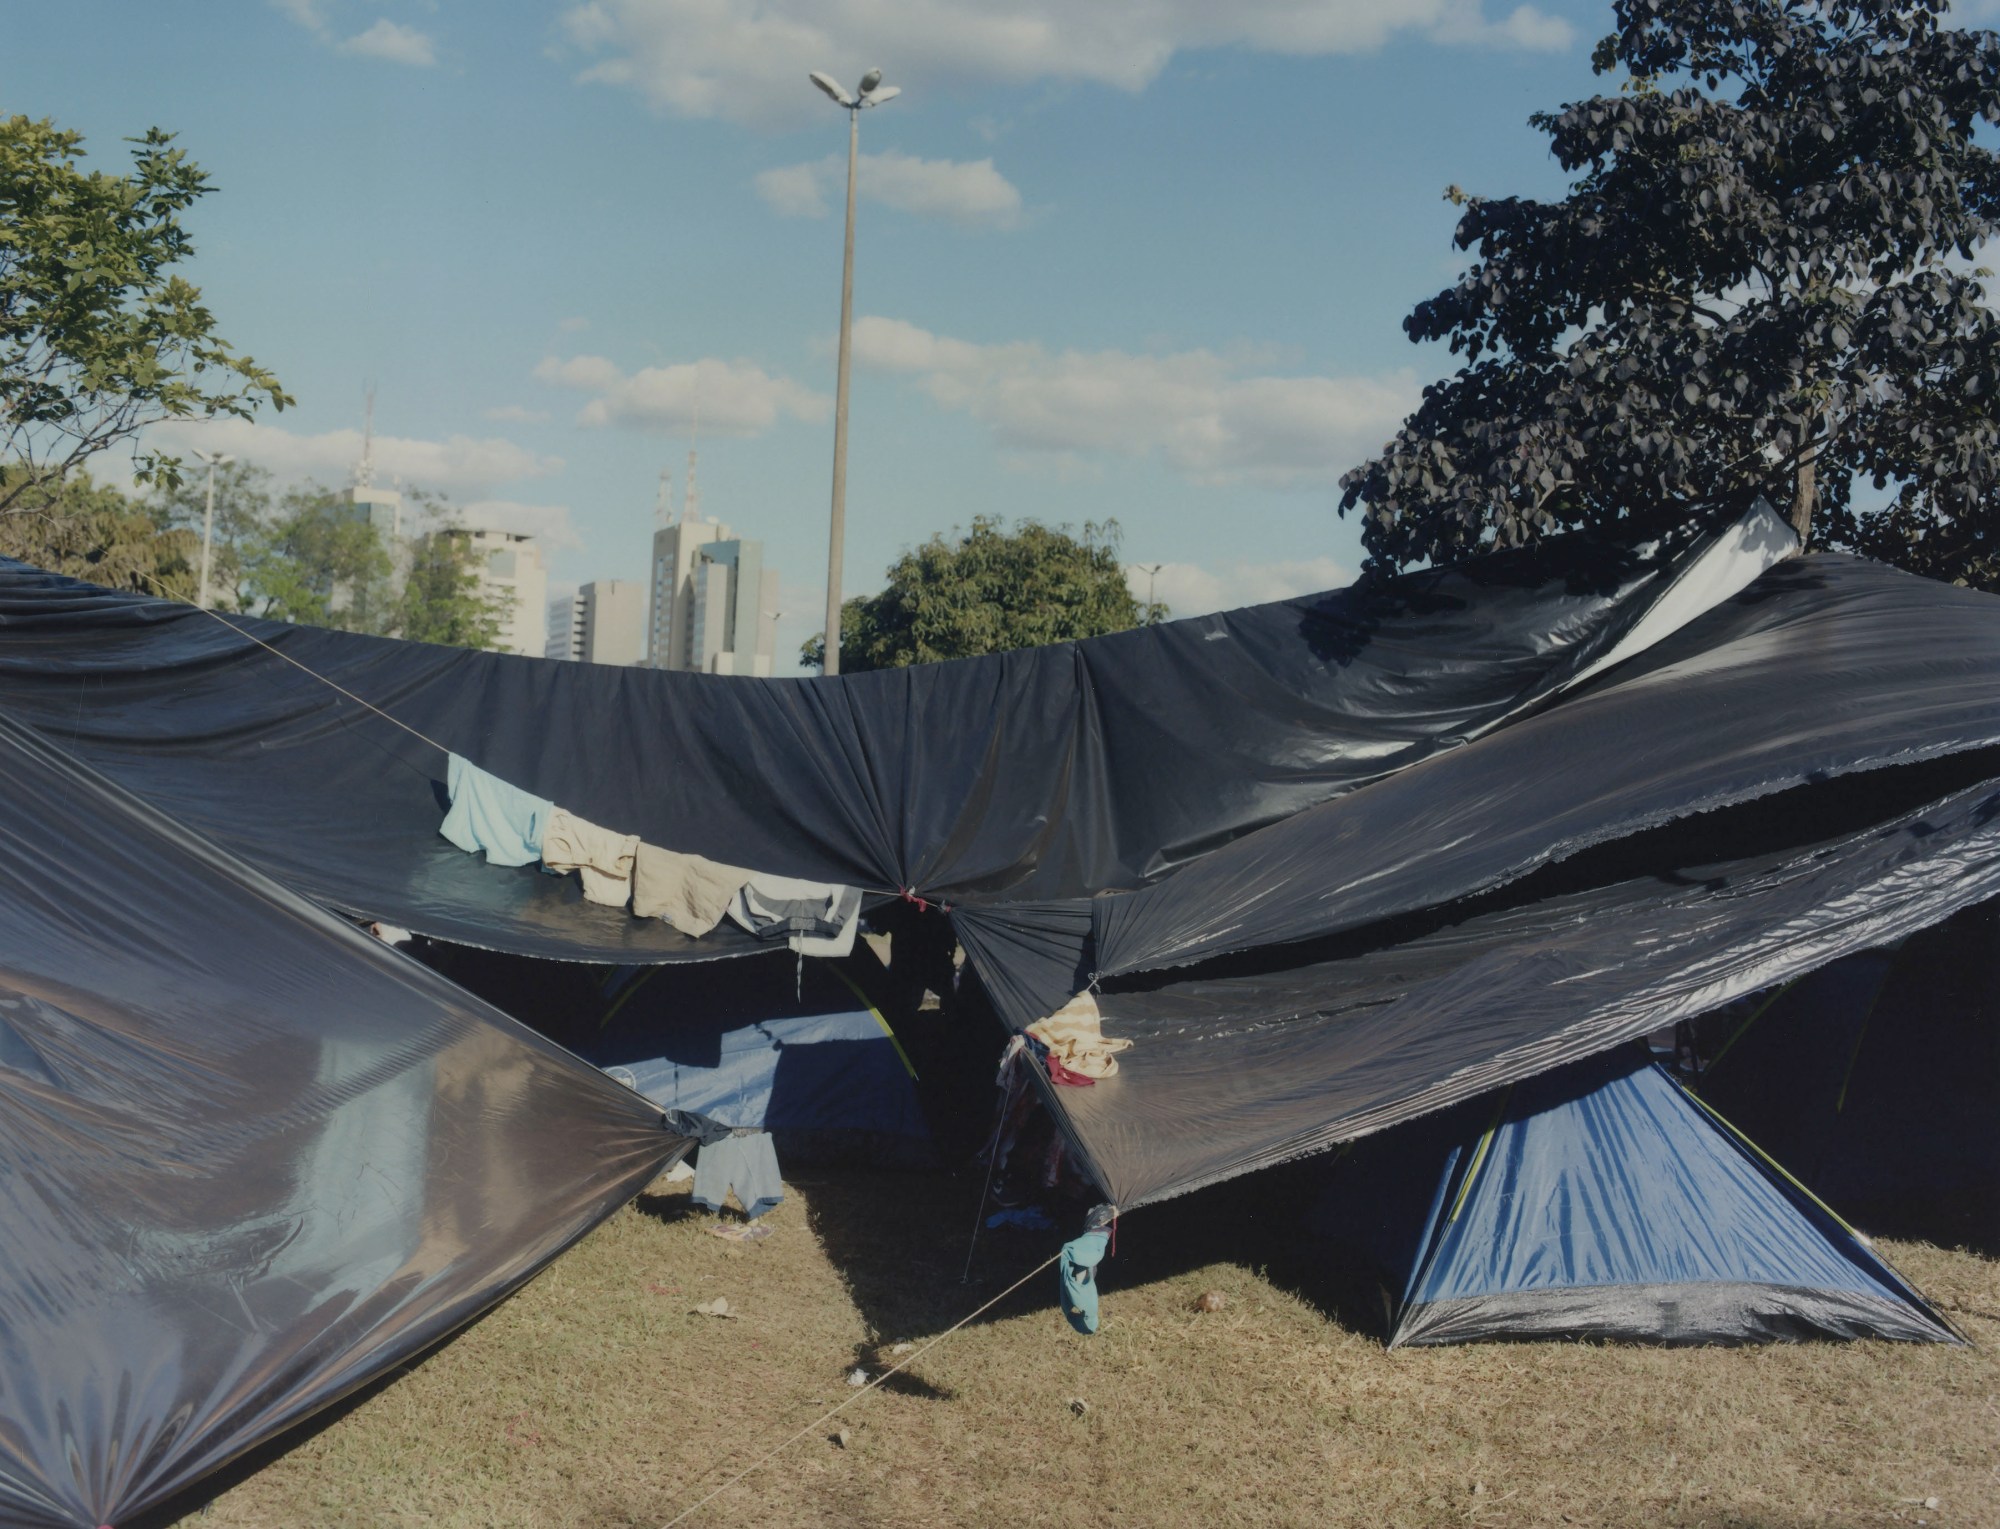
[548,580,648,667]
[445,528,547,657]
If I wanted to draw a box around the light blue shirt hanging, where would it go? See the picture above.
[439,754,554,867]
[1059,1229,1109,1335]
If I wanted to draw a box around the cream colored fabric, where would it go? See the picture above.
[1026,990,1133,1079]
[632,844,751,937]
[541,807,640,907]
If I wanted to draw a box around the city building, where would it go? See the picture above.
[546,580,648,667]
[546,592,583,661]
[648,517,780,676]
[335,482,402,542]
[434,527,547,658]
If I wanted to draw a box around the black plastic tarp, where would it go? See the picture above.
[0,511,1779,961]
[957,554,2000,1029]
[1012,771,2000,1209]
[0,710,684,1529]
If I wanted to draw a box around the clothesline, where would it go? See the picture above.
[178,597,456,760]
[169,588,941,934]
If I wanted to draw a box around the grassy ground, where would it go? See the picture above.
[181,1166,2000,1529]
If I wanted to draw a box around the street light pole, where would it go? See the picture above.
[1134,563,1163,621]
[810,68,898,676]
[190,448,230,609]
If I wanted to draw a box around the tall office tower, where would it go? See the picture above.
[647,517,779,676]
[546,592,584,661]
[438,527,548,657]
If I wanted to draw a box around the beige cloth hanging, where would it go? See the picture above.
[1026,990,1133,1079]
[632,844,752,937]
[541,807,640,907]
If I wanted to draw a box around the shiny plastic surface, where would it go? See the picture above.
[0,713,684,1528]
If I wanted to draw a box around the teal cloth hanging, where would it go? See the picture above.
[1059,1229,1109,1335]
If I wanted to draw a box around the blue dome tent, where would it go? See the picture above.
[1309,1048,1959,1348]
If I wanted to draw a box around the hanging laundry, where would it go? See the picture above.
[725,875,863,958]
[542,807,640,907]
[632,844,752,937]
[438,754,554,867]
[1059,1228,1110,1335]
[1026,990,1133,1079]
[1044,1053,1098,1088]
[691,1130,785,1219]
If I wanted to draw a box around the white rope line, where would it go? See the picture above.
[159,587,455,760]
[658,1249,1063,1529]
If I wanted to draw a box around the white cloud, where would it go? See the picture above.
[535,354,831,434]
[484,404,551,424]
[339,19,438,66]
[557,0,1573,126]
[1127,556,1352,618]
[451,499,584,551]
[270,3,440,65]
[558,315,592,333]
[269,0,329,36]
[850,315,1419,487]
[755,151,1024,229]
[149,418,562,495]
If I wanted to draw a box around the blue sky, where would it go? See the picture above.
[11,0,1627,666]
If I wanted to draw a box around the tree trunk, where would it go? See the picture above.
[1789,456,1816,547]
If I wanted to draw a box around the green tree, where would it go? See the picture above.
[397,513,505,650]
[2,115,291,517]
[802,516,1167,672]
[154,456,276,610]
[0,463,195,596]
[235,487,394,630]
[1339,0,2000,584]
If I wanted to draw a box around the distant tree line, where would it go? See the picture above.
[0,462,503,649]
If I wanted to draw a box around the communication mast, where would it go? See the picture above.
[354,384,377,489]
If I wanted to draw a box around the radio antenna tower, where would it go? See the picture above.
[654,467,673,527]
[682,365,702,523]
[354,384,377,489]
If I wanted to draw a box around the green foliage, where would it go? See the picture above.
[241,492,394,630]
[153,455,275,609]
[1,115,291,516]
[802,516,1166,672]
[398,518,505,650]
[1340,0,2000,586]
[0,463,195,596]
[155,471,503,647]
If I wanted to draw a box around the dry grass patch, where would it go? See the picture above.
[181,1167,2000,1529]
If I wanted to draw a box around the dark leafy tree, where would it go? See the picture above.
[1,116,290,517]
[1340,0,2000,587]
[0,463,195,596]
[802,516,1167,671]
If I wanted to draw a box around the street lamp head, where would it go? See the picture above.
[860,84,900,106]
[858,67,883,95]
[809,71,856,107]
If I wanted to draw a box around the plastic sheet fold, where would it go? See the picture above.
[0,712,685,1528]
